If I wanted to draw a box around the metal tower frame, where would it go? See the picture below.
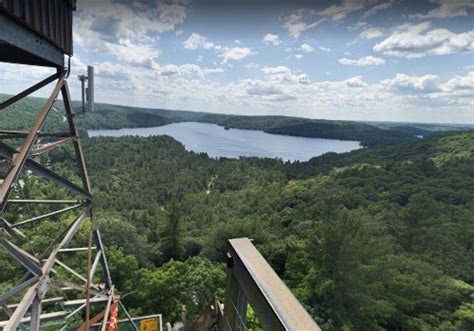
[0,70,133,330]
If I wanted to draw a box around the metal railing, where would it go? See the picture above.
[193,238,321,331]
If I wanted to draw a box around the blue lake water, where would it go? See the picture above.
[88,122,362,162]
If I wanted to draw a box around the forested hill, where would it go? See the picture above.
[83,131,474,330]
[0,94,425,147]
[195,113,417,146]
[4,130,471,329]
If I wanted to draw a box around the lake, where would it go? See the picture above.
[88,122,362,162]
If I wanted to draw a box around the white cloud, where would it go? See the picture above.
[339,56,386,66]
[77,0,188,40]
[220,47,253,64]
[320,0,366,21]
[299,43,315,53]
[241,80,297,101]
[262,66,291,75]
[262,66,310,84]
[184,33,215,50]
[345,76,368,87]
[319,46,331,52]
[295,54,304,59]
[440,71,474,92]
[411,0,474,19]
[382,73,440,92]
[363,1,394,18]
[374,22,474,58]
[160,64,180,76]
[359,27,383,39]
[282,9,327,38]
[263,33,282,45]
[73,0,192,68]
[113,39,160,66]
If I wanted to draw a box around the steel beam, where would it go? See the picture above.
[61,81,92,193]
[94,229,112,290]
[0,239,41,276]
[0,142,92,200]
[30,137,75,156]
[100,287,115,331]
[0,277,38,306]
[11,204,83,228]
[0,73,58,110]
[3,210,88,330]
[0,72,66,211]
[54,259,100,291]
[2,297,64,311]
[0,131,73,139]
[0,311,69,328]
[0,217,26,239]
[30,296,41,331]
[118,301,139,331]
[7,199,82,204]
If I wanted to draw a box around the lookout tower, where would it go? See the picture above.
[0,1,128,330]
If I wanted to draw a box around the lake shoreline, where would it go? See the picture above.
[89,122,362,162]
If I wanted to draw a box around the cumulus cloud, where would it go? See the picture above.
[359,27,383,39]
[242,80,297,101]
[339,56,386,66]
[262,66,310,84]
[373,22,474,58]
[263,33,282,45]
[295,54,304,59]
[77,0,188,40]
[220,47,253,64]
[184,33,215,50]
[262,66,291,75]
[319,46,331,52]
[74,0,190,67]
[382,73,440,92]
[363,0,394,18]
[440,71,474,92]
[320,0,366,21]
[411,0,474,19]
[74,27,160,66]
[299,43,315,53]
[345,76,368,87]
[150,63,223,77]
[282,9,326,38]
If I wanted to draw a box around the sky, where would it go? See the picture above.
[0,0,473,123]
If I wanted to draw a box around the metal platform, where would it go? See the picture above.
[0,0,75,68]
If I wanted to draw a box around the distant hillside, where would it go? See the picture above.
[0,94,455,147]
[196,114,417,147]
[63,130,474,329]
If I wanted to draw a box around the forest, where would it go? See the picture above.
[0,96,473,330]
[1,133,473,329]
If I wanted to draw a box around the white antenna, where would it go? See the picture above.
[77,65,94,113]
[87,65,94,112]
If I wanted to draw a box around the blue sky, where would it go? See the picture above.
[1,0,473,123]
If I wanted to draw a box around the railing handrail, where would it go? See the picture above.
[221,238,320,331]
